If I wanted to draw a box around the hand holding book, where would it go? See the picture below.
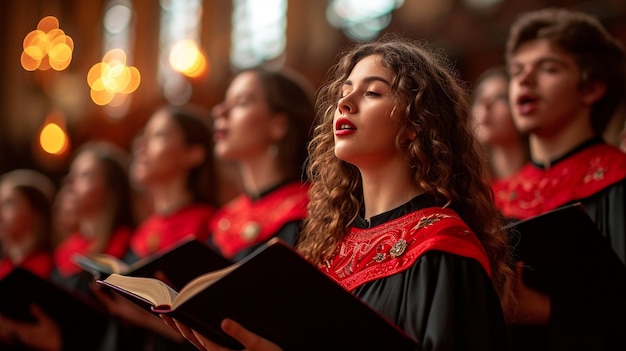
[162,315,283,351]
[0,268,109,349]
[0,304,62,350]
[97,238,419,351]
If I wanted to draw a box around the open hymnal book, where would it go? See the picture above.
[74,236,231,290]
[98,238,419,351]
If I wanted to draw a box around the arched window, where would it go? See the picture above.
[158,0,204,105]
[230,0,287,69]
[327,0,404,41]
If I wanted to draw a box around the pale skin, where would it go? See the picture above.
[0,181,39,264]
[508,39,606,168]
[162,54,421,350]
[507,38,606,323]
[472,74,528,180]
[66,150,117,247]
[334,55,423,219]
[132,110,204,216]
[211,71,290,197]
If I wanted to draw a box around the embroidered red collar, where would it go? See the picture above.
[323,207,491,292]
[493,143,626,219]
[210,182,309,258]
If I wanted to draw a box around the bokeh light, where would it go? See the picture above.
[169,39,208,78]
[87,48,141,106]
[39,121,69,155]
[21,16,74,71]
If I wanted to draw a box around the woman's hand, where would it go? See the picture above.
[511,261,551,325]
[160,315,283,351]
[91,283,185,342]
[0,304,62,351]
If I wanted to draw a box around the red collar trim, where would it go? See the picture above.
[0,249,53,280]
[493,144,626,219]
[131,204,215,258]
[54,227,132,277]
[210,182,309,258]
[323,207,491,292]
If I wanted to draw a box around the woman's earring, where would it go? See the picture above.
[408,131,417,141]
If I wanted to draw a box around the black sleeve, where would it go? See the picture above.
[355,251,509,351]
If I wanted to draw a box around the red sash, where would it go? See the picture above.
[0,249,53,280]
[323,207,491,292]
[54,226,132,278]
[130,203,215,258]
[210,182,309,258]
[493,144,626,219]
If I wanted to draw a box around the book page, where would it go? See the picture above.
[73,253,129,275]
[173,263,241,308]
[103,273,178,307]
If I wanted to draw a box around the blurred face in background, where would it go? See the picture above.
[211,71,279,162]
[52,185,79,240]
[507,39,585,137]
[131,110,192,188]
[0,182,36,246]
[65,150,108,218]
[472,74,520,147]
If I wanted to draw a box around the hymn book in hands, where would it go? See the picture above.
[0,268,109,347]
[74,236,232,290]
[97,238,420,351]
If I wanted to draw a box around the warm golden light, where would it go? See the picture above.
[103,48,127,64]
[90,88,115,106]
[169,39,208,78]
[37,16,59,33]
[87,49,141,106]
[39,122,69,155]
[121,66,141,93]
[21,16,74,71]
[20,52,41,71]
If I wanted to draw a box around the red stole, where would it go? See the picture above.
[0,249,54,280]
[210,182,309,258]
[323,207,491,292]
[54,226,133,278]
[493,143,626,220]
[130,203,215,258]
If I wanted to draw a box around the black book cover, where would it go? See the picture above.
[103,238,420,351]
[76,237,232,291]
[0,268,109,348]
[504,202,626,295]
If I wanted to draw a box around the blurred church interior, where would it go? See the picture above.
[1,0,624,202]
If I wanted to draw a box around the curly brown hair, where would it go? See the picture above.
[298,34,513,302]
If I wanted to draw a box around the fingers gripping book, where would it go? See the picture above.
[97,238,420,351]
